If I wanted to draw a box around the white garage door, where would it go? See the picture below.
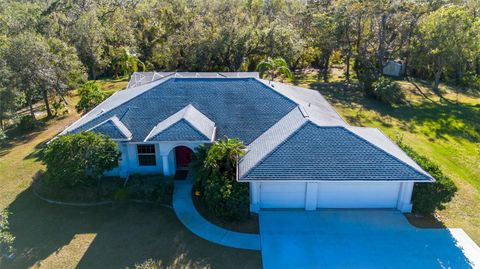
[260,182,306,208]
[317,182,401,208]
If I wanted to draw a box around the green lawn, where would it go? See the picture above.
[0,78,261,268]
[294,70,480,243]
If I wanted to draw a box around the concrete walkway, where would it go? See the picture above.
[172,180,261,251]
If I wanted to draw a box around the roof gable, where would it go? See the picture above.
[239,122,432,181]
[88,116,132,141]
[145,104,215,141]
[68,77,297,144]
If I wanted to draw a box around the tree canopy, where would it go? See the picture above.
[0,0,479,131]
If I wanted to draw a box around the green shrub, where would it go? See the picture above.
[372,77,405,105]
[42,132,121,188]
[113,188,129,200]
[17,115,37,131]
[75,81,106,114]
[125,174,173,204]
[191,138,249,220]
[0,210,15,259]
[0,129,6,142]
[51,99,69,117]
[398,140,457,215]
[203,174,249,221]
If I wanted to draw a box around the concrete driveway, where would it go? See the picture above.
[259,210,480,269]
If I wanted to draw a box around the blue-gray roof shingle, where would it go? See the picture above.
[89,116,132,140]
[148,120,210,141]
[239,122,432,181]
[70,78,297,144]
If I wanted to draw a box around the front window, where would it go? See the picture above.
[137,144,156,166]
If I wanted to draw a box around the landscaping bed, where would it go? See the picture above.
[33,173,173,205]
[192,192,259,234]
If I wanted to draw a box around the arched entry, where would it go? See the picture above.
[175,146,193,169]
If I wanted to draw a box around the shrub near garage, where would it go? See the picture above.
[191,138,249,221]
[42,132,121,188]
[397,140,457,215]
[203,173,249,221]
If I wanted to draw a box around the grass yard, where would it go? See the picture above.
[294,69,480,243]
[0,78,261,269]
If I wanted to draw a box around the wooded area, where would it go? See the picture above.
[0,0,479,132]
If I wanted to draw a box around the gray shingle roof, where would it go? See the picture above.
[145,104,215,141]
[127,72,260,88]
[88,116,132,140]
[62,73,433,181]
[240,107,308,176]
[260,79,347,126]
[66,77,297,144]
[239,122,433,181]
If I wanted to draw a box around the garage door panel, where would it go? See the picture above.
[317,182,400,208]
[260,182,306,208]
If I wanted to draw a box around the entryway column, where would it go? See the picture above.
[161,154,173,176]
[305,182,318,210]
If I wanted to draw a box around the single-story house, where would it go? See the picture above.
[61,72,434,213]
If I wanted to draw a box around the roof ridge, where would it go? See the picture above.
[63,76,173,135]
[145,104,215,142]
[240,120,309,179]
[340,126,433,181]
[87,115,132,141]
[239,106,308,178]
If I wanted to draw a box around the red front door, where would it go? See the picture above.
[175,146,193,168]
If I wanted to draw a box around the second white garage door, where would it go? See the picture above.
[258,181,401,210]
[317,182,401,208]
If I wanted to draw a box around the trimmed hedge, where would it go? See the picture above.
[398,140,457,215]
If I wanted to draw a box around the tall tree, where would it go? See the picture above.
[71,11,106,79]
[413,5,477,93]
[4,33,49,118]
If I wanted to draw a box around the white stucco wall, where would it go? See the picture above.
[107,141,208,178]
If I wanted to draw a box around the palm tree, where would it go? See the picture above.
[111,47,145,78]
[190,138,246,191]
[256,57,293,81]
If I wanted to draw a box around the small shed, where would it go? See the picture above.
[383,60,405,77]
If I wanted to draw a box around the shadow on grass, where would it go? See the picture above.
[310,82,480,143]
[4,187,261,269]
[0,125,48,158]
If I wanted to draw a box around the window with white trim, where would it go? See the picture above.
[137,144,156,166]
